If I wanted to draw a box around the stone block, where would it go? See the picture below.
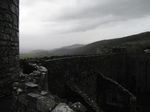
[13,0,19,7]
[12,15,18,26]
[52,103,74,112]
[0,1,9,9]
[25,82,38,93]
[4,13,13,22]
[37,96,56,112]
[40,91,48,96]
[27,93,41,110]
[19,94,28,106]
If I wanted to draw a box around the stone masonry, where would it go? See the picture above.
[13,62,89,112]
[23,56,137,112]
[0,0,19,97]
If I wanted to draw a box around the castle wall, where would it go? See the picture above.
[26,54,139,112]
[0,0,19,97]
[28,54,150,97]
[19,58,136,112]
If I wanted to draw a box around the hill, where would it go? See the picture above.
[67,32,150,54]
[20,44,85,58]
[49,44,85,55]
[20,32,150,57]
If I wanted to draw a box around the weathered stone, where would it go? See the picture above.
[0,0,19,98]
[40,91,48,96]
[32,70,41,76]
[24,55,142,112]
[0,26,4,33]
[11,4,18,15]
[0,13,4,21]
[39,66,47,72]
[4,13,13,22]
[19,94,28,106]
[27,93,41,110]
[13,0,19,7]
[52,103,74,112]
[25,82,39,93]
[25,82,38,88]
[70,102,87,112]
[0,1,9,9]
[27,93,41,100]
[16,88,23,95]
[37,96,56,112]
[144,49,150,53]
[12,15,18,26]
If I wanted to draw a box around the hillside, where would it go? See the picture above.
[67,32,150,54]
[49,44,85,55]
[20,44,85,58]
[20,32,150,58]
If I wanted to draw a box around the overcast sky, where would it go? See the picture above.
[20,0,150,52]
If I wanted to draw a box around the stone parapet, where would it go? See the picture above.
[21,54,139,112]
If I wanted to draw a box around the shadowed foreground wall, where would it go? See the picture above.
[22,58,136,112]
[22,54,150,111]
[0,0,19,97]
[24,54,140,112]
[28,54,150,97]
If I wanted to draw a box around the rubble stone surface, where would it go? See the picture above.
[52,103,74,112]
[15,59,137,112]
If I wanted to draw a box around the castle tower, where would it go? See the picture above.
[0,0,19,97]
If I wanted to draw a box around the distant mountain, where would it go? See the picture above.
[67,32,150,55]
[48,44,85,55]
[26,44,85,55]
[21,32,150,57]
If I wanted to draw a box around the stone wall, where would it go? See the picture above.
[26,54,146,112]
[0,0,19,97]
[22,58,136,112]
[30,54,150,95]
[98,54,150,94]
[16,61,100,112]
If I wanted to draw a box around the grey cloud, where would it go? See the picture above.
[21,0,54,6]
[49,0,150,33]
[20,0,150,51]
[56,0,150,20]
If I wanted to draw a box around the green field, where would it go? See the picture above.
[20,54,42,59]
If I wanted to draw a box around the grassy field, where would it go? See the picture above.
[20,54,42,59]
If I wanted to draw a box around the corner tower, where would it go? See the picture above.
[0,0,19,97]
